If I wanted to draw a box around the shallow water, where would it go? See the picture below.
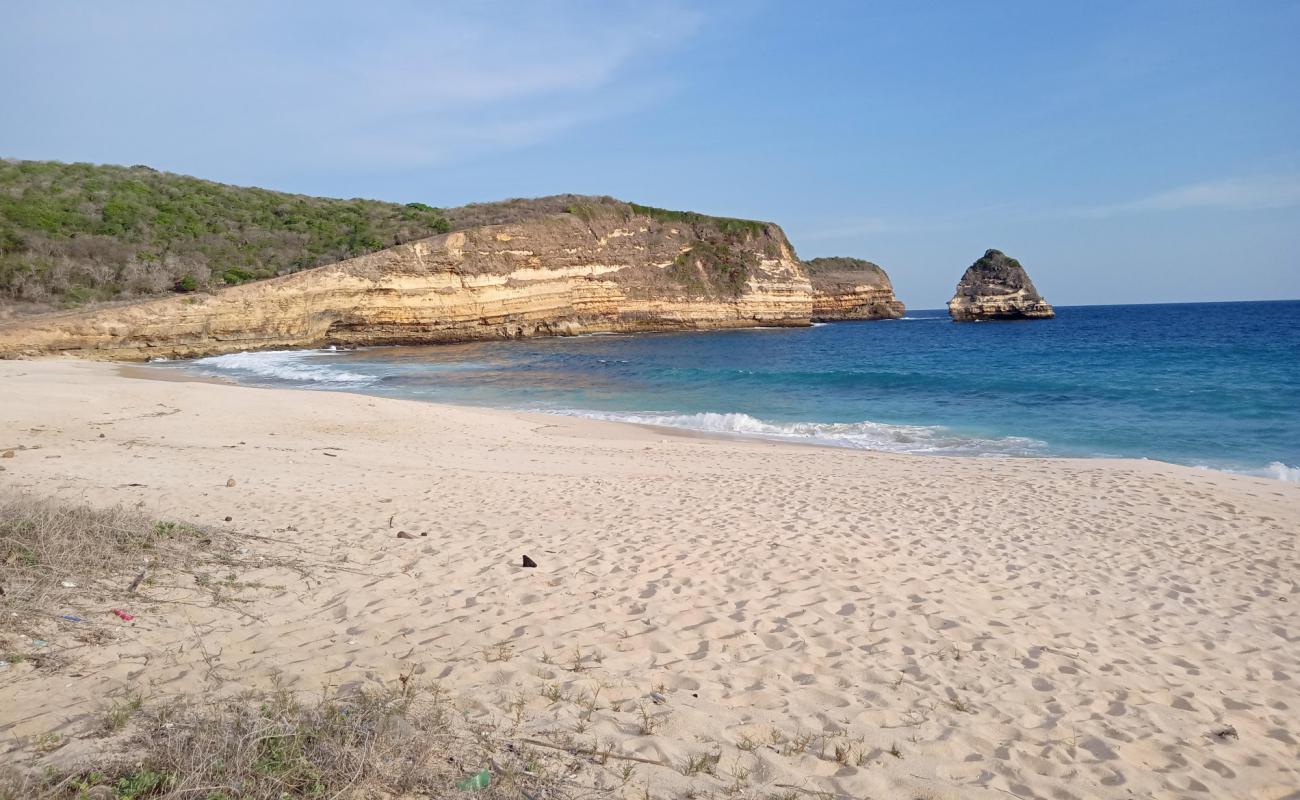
[166,300,1300,480]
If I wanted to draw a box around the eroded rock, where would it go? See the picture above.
[948,249,1054,322]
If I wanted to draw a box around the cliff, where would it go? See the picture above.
[0,199,905,360]
[804,257,905,321]
[947,249,1054,321]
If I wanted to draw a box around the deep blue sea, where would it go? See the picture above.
[167,301,1300,481]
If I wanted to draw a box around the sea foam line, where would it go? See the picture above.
[548,409,1047,458]
[189,350,376,386]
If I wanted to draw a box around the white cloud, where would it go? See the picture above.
[1076,175,1300,218]
[0,1,703,172]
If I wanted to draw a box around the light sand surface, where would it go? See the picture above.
[1,360,1298,799]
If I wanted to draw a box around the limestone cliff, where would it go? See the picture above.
[0,199,905,360]
[947,249,1054,321]
[804,257,905,321]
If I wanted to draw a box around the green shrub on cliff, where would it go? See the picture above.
[667,241,757,298]
[0,159,450,309]
[626,202,769,239]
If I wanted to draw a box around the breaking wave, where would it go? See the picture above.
[189,350,376,386]
[1222,461,1300,483]
[551,410,1047,457]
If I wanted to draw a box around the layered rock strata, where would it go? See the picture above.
[0,200,906,360]
[805,257,905,321]
[948,249,1054,321]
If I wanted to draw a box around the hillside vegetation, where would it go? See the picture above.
[0,160,783,315]
[0,160,451,311]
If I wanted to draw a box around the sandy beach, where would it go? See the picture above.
[1,359,1297,799]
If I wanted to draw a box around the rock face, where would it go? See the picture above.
[804,257,905,321]
[947,249,1054,321]
[0,199,906,360]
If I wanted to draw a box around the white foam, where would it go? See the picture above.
[1238,461,1300,483]
[190,350,375,386]
[550,409,1046,457]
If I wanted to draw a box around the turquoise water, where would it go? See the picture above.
[170,300,1300,480]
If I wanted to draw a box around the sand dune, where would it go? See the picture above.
[1,360,1297,799]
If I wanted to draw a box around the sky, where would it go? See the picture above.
[2,0,1298,308]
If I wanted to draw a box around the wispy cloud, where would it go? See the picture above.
[1074,175,1300,218]
[0,1,703,173]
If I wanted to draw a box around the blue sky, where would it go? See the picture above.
[2,1,1297,308]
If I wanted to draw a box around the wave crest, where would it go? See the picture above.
[190,350,375,386]
[552,410,1046,457]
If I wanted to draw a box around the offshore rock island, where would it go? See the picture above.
[0,164,906,360]
[948,248,1055,321]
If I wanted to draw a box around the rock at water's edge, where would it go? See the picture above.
[805,257,905,321]
[947,249,1054,321]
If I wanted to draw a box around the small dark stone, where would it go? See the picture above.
[396,531,417,540]
[522,555,538,568]
[224,516,233,522]
[98,433,106,438]
[419,532,427,537]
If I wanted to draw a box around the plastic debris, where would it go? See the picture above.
[61,581,77,588]
[456,769,491,791]
[33,640,48,648]
[111,608,136,621]
[60,615,83,623]
[521,555,538,568]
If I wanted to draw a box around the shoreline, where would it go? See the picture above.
[123,357,1298,483]
[2,359,1298,798]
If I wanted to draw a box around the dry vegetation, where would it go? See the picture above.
[0,494,623,799]
[0,680,607,800]
[0,492,255,642]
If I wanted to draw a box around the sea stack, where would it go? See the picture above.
[947,249,1054,321]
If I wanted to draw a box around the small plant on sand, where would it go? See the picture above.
[888,742,904,759]
[782,730,815,757]
[725,757,751,793]
[100,690,144,733]
[681,750,720,777]
[568,645,587,673]
[619,763,637,786]
[31,733,62,754]
[575,683,603,721]
[481,642,514,663]
[636,702,662,736]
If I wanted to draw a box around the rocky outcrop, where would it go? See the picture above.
[947,249,1054,321]
[805,257,905,321]
[0,199,905,360]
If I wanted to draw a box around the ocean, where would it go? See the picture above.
[164,300,1300,481]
